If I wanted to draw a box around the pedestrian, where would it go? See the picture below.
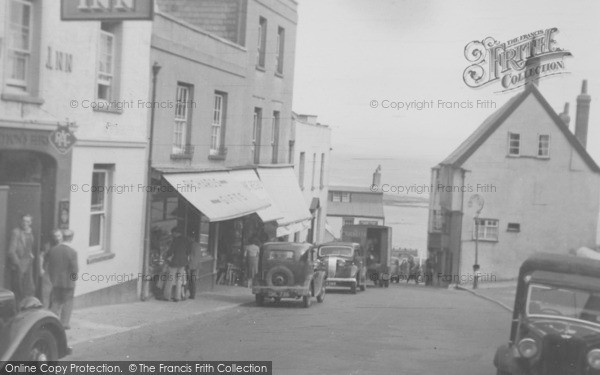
[187,235,203,299]
[407,256,416,283]
[39,229,64,308]
[8,214,36,303]
[244,238,260,287]
[163,227,190,302]
[46,229,78,329]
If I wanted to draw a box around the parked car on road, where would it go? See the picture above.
[252,242,326,308]
[494,253,600,375]
[0,289,71,362]
[317,242,366,293]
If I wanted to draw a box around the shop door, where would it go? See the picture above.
[3,183,42,291]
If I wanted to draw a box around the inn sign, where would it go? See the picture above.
[49,125,77,154]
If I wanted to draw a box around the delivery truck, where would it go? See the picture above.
[341,224,392,287]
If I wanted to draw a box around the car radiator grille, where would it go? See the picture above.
[539,334,586,375]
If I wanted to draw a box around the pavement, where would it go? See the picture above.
[454,279,516,312]
[66,284,255,346]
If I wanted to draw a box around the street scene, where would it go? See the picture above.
[2,0,600,374]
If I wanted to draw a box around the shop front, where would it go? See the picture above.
[0,123,73,303]
[150,169,274,296]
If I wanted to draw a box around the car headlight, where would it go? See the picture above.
[587,349,600,369]
[517,338,538,359]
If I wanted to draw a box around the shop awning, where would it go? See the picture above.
[256,166,312,234]
[163,171,272,222]
[228,169,283,222]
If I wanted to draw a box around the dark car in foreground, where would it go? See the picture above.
[317,242,366,294]
[0,289,70,362]
[252,242,326,308]
[494,253,600,375]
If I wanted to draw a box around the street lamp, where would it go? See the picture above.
[141,61,162,301]
[467,194,484,290]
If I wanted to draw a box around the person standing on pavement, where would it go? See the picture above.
[39,229,64,308]
[163,227,190,302]
[8,214,36,303]
[187,235,203,299]
[244,238,260,286]
[46,229,78,329]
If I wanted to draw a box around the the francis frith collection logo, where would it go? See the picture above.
[463,28,572,92]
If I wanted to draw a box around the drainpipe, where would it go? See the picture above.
[141,62,162,301]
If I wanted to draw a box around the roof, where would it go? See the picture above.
[329,185,383,194]
[327,201,385,219]
[439,84,600,173]
[520,252,600,278]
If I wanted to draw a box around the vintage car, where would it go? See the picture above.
[252,242,326,308]
[317,242,366,294]
[0,289,71,362]
[494,253,600,375]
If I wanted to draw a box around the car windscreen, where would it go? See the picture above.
[267,250,295,260]
[526,283,600,324]
[319,246,353,257]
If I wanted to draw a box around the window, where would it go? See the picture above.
[311,153,316,190]
[319,153,325,188]
[253,108,262,164]
[298,152,305,188]
[431,210,445,232]
[256,17,267,69]
[359,220,378,225]
[271,111,280,163]
[276,27,285,74]
[343,218,354,226]
[473,218,499,241]
[288,140,295,164]
[332,192,351,203]
[90,167,112,253]
[172,84,192,156]
[507,223,521,232]
[97,23,117,101]
[7,0,32,90]
[508,132,520,156]
[211,92,227,156]
[538,134,550,157]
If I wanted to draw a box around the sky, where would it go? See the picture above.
[292,0,600,173]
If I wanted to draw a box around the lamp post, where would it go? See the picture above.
[141,62,161,301]
[467,194,484,290]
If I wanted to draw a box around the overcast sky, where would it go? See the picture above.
[292,0,600,164]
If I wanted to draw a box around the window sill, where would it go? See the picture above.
[275,71,284,78]
[471,238,498,242]
[1,93,44,105]
[256,66,266,72]
[87,252,115,264]
[171,153,193,160]
[506,230,520,233]
[93,106,123,115]
[208,153,226,161]
[506,154,520,158]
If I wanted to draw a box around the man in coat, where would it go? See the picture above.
[8,214,36,302]
[187,236,203,299]
[163,227,190,302]
[46,229,78,329]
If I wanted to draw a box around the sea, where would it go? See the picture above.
[328,152,437,259]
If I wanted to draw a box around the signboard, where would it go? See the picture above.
[49,125,77,155]
[61,0,154,21]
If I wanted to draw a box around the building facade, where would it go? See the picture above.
[291,113,331,244]
[0,0,152,306]
[148,0,307,295]
[427,83,600,285]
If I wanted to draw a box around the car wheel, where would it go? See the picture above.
[266,266,295,287]
[15,327,59,362]
[317,286,326,303]
[302,295,311,308]
[255,294,264,306]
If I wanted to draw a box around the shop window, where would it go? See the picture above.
[89,165,113,254]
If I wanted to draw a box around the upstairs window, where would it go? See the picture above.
[210,92,227,156]
[7,0,32,90]
[538,134,550,158]
[332,192,351,203]
[508,132,520,156]
[172,84,192,156]
[276,27,285,74]
[298,152,305,188]
[474,218,499,241]
[97,23,117,101]
[256,17,267,69]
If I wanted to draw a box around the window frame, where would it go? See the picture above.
[298,152,306,189]
[275,26,285,75]
[508,132,520,156]
[311,152,316,190]
[89,167,112,254]
[343,217,354,227]
[271,111,280,164]
[319,153,325,189]
[256,17,267,69]
[210,92,227,156]
[96,29,115,101]
[538,134,550,158]
[6,0,33,90]
[172,83,193,156]
[253,107,262,164]
[473,218,499,241]
[507,223,521,232]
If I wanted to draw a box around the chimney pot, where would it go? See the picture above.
[575,80,591,148]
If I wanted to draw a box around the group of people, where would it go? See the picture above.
[8,214,78,329]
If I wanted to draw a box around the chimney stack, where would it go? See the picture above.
[575,80,591,148]
[559,102,570,127]
[372,165,382,187]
